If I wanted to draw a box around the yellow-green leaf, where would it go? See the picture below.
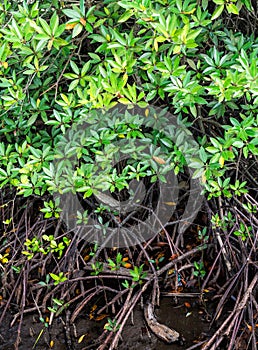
[226,3,239,15]
[211,5,224,20]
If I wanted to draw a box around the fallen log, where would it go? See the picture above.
[144,301,180,343]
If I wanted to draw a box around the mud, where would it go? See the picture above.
[0,297,213,350]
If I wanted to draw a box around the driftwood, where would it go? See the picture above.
[144,301,180,343]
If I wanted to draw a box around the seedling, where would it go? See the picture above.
[104,318,120,332]
[49,272,67,285]
[193,261,206,278]
[130,264,147,285]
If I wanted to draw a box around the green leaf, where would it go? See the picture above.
[213,0,224,4]
[210,138,222,149]
[27,114,38,126]
[111,30,126,46]
[63,73,78,79]
[62,9,81,20]
[211,5,224,20]
[49,273,59,281]
[192,167,205,179]
[232,140,244,148]
[70,60,80,75]
[11,19,23,40]
[190,105,197,117]
[230,117,240,127]
[85,22,93,33]
[53,38,68,49]
[81,61,90,76]
[242,0,252,11]
[68,79,79,92]
[202,0,208,10]
[22,189,34,197]
[199,147,207,163]
[50,12,59,35]
[226,4,239,15]
[146,90,157,102]
[39,18,51,36]
[80,0,86,16]
[88,53,101,61]
[118,10,134,23]
[137,101,148,108]
[72,23,83,38]
[23,69,35,75]
[55,24,66,37]
[30,147,42,158]
[189,158,204,168]
[243,146,249,158]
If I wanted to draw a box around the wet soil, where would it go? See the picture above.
[0,297,213,350]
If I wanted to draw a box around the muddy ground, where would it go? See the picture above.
[0,296,219,350]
